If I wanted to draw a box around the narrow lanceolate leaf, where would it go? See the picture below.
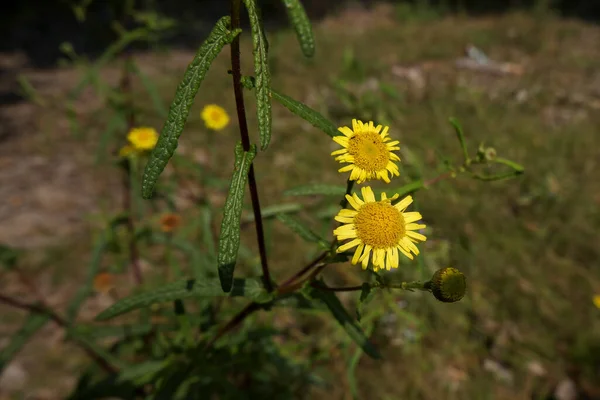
[141,17,241,199]
[304,284,381,359]
[272,89,338,137]
[67,230,109,325]
[95,277,266,321]
[276,214,329,249]
[282,0,315,57]
[244,0,272,150]
[284,184,346,197]
[0,313,50,373]
[218,143,257,292]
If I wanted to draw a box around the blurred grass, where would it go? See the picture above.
[2,3,600,399]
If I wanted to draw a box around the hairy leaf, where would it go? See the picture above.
[272,89,338,137]
[244,0,273,150]
[218,143,257,292]
[96,277,266,321]
[282,0,315,57]
[142,17,240,198]
[276,214,329,249]
[304,284,381,359]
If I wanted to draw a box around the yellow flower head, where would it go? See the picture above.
[119,145,136,158]
[331,119,401,184]
[127,127,158,151]
[201,104,230,131]
[333,186,426,271]
[593,294,600,309]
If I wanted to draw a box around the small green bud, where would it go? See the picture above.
[426,267,466,303]
[484,147,497,161]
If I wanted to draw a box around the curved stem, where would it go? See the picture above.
[230,0,273,292]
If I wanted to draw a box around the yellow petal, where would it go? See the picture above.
[337,238,362,253]
[395,195,413,212]
[361,186,376,203]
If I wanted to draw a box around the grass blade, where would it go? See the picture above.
[217,142,257,292]
[244,0,273,150]
[0,313,50,373]
[282,0,315,57]
[142,17,241,198]
[272,89,338,137]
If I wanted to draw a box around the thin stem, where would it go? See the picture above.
[0,293,117,374]
[423,171,454,188]
[230,0,273,292]
[120,55,143,285]
[339,178,355,209]
[278,251,328,291]
[310,283,364,292]
[204,302,261,350]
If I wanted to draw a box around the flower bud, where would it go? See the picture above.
[484,147,497,161]
[427,267,466,303]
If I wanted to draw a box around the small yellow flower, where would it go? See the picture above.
[331,119,401,184]
[119,145,136,158]
[593,294,600,309]
[127,127,159,151]
[334,186,426,271]
[201,104,230,131]
[159,213,182,233]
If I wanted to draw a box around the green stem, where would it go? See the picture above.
[339,178,354,209]
[230,0,273,292]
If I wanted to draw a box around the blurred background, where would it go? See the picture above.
[1,0,600,399]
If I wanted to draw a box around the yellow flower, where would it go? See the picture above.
[593,294,600,309]
[119,145,136,158]
[331,119,401,184]
[333,186,426,271]
[127,127,159,151]
[201,104,230,131]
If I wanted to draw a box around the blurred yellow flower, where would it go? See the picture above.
[334,186,426,271]
[119,145,136,158]
[593,294,600,309]
[331,119,400,184]
[127,127,158,151]
[201,104,230,131]
[159,213,182,233]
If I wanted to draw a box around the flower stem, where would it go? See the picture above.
[120,55,143,285]
[339,178,355,209]
[230,0,273,293]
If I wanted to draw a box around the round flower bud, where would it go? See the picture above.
[484,147,497,161]
[427,267,466,303]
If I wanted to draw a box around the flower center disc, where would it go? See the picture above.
[211,111,222,120]
[347,132,389,172]
[354,202,405,249]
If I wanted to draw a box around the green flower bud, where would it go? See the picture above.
[484,147,497,161]
[426,267,466,303]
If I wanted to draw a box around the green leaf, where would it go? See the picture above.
[67,323,154,340]
[217,143,257,292]
[356,283,376,321]
[284,184,346,197]
[95,278,266,321]
[493,157,525,173]
[304,283,381,359]
[0,244,19,271]
[282,0,315,57]
[384,180,425,203]
[245,203,302,221]
[129,61,168,118]
[449,117,469,162]
[244,0,273,150]
[142,17,241,199]
[66,230,109,325]
[272,89,338,138]
[276,214,329,249]
[0,313,50,373]
[118,360,167,385]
